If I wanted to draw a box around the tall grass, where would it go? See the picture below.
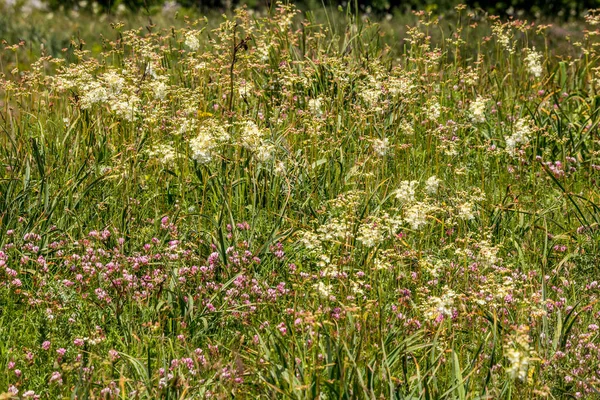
[0,3,600,399]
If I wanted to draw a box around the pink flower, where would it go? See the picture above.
[278,322,287,335]
[49,371,63,385]
[42,341,51,351]
[109,349,120,362]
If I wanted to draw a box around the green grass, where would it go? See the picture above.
[1,3,600,399]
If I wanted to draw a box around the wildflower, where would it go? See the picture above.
[360,87,381,106]
[255,142,275,163]
[190,131,216,164]
[525,48,543,78]
[278,322,287,335]
[457,201,475,220]
[240,120,264,151]
[109,349,120,362]
[49,371,63,385]
[505,325,532,381]
[395,180,418,203]
[102,70,124,94]
[274,161,287,176]
[110,93,140,121]
[400,120,414,135]
[372,137,390,157]
[357,221,385,248]
[423,286,456,320]
[238,80,253,97]
[469,96,487,123]
[387,74,414,96]
[505,347,529,381]
[185,32,200,51]
[404,202,431,230]
[314,282,332,299]
[148,144,177,166]
[308,98,323,116]
[80,81,108,109]
[152,80,168,100]
[428,102,441,120]
[505,117,534,156]
[299,231,321,251]
[492,23,514,54]
[425,175,440,195]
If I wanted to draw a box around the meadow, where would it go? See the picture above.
[1,2,600,398]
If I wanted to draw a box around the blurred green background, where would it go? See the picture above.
[5,0,599,19]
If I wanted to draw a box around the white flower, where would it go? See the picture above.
[317,218,351,241]
[357,222,385,248]
[524,48,543,78]
[238,81,253,97]
[152,81,168,100]
[148,144,177,166]
[505,117,534,156]
[395,180,418,203]
[240,121,264,151]
[255,142,275,163]
[387,75,414,96]
[351,280,364,294]
[457,201,475,220]
[188,120,229,164]
[102,70,124,94]
[469,96,487,123]
[505,325,532,381]
[80,81,108,109]
[400,120,414,135]
[360,87,381,106]
[506,348,529,381]
[428,102,441,120]
[404,202,430,230]
[185,32,200,51]
[190,132,215,164]
[308,98,323,115]
[425,176,441,195]
[111,94,139,121]
[299,231,321,251]
[145,63,158,79]
[372,138,389,157]
[492,24,514,54]
[424,286,456,319]
[274,161,287,176]
[177,118,195,136]
[314,282,332,299]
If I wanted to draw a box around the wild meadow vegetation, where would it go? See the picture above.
[1,2,600,398]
